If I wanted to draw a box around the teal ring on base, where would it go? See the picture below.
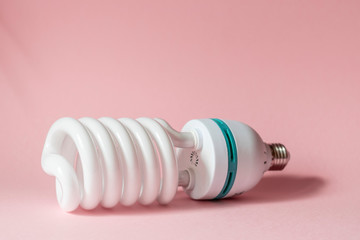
[211,119,238,199]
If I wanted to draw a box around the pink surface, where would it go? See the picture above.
[1,0,359,239]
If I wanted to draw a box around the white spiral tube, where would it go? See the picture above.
[41,117,195,212]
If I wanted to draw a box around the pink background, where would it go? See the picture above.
[1,0,359,239]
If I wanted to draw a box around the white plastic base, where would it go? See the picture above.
[177,119,272,200]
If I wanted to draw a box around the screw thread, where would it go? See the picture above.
[268,143,290,171]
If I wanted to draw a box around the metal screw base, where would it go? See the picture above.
[268,143,291,171]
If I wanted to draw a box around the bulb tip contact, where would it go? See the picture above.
[268,143,290,171]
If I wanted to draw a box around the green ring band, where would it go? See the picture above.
[211,119,238,199]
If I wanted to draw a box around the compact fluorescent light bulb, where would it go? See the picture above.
[41,117,290,212]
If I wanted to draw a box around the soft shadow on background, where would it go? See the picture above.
[71,174,326,216]
[237,174,326,203]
